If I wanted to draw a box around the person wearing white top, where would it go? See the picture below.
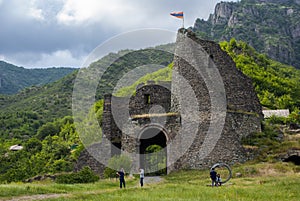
[139,168,144,187]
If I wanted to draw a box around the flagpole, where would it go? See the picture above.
[182,16,185,28]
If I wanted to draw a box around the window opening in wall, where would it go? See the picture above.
[144,94,151,104]
[208,55,214,68]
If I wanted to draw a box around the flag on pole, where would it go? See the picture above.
[170,11,184,28]
[170,11,184,19]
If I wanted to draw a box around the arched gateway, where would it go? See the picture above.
[139,125,168,175]
[100,82,175,175]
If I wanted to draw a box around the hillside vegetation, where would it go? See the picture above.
[220,38,300,110]
[0,49,174,139]
[0,61,76,94]
[0,72,77,139]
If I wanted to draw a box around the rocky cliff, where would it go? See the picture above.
[193,0,300,68]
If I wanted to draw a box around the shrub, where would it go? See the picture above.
[265,115,286,125]
[50,159,73,173]
[104,167,117,179]
[55,166,99,184]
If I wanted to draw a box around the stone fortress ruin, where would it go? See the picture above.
[75,28,263,176]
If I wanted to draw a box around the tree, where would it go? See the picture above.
[24,137,42,155]
[36,122,60,140]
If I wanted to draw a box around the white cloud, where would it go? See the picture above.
[28,7,45,21]
[34,50,85,68]
[0,54,5,60]
[0,0,238,68]
[2,50,85,68]
[54,0,236,31]
[56,0,135,26]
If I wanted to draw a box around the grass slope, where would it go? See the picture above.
[0,162,299,201]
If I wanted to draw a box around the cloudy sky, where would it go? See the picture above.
[0,0,237,68]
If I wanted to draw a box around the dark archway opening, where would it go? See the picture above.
[140,127,167,176]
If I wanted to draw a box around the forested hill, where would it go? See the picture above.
[0,49,174,139]
[193,0,300,68]
[0,61,77,94]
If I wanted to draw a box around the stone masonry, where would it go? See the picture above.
[75,28,263,176]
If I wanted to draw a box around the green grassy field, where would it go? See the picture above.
[0,162,299,201]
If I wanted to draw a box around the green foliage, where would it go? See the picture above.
[242,117,300,163]
[103,167,117,179]
[286,108,300,124]
[0,150,29,183]
[55,166,99,184]
[95,48,173,100]
[114,63,173,97]
[0,72,78,139]
[220,39,300,111]
[265,115,287,125]
[36,122,60,140]
[24,137,42,155]
[0,115,81,183]
[242,122,282,148]
[94,99,104,125]
[145,145,167,175]
[145,144,163,153]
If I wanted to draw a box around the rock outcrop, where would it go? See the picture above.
[193,0,300,68]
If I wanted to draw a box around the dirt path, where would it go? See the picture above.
[2,176,163,201]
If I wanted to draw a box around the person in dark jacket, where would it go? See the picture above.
[210,168,217,187]
[117,168,126,188]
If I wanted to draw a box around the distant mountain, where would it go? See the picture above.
[0,61,77,94]
[193,0,300,68]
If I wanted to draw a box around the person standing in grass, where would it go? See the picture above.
[117,168,126,189]
[139,168,144,187]
[210,168,217,187]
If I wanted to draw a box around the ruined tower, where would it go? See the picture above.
[168,28,263,170]
[75,29,263,175]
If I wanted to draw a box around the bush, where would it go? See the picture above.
[55,166,99,184]
[104,167,117,179]
[50,159,73,173]
[265,115,286,125]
